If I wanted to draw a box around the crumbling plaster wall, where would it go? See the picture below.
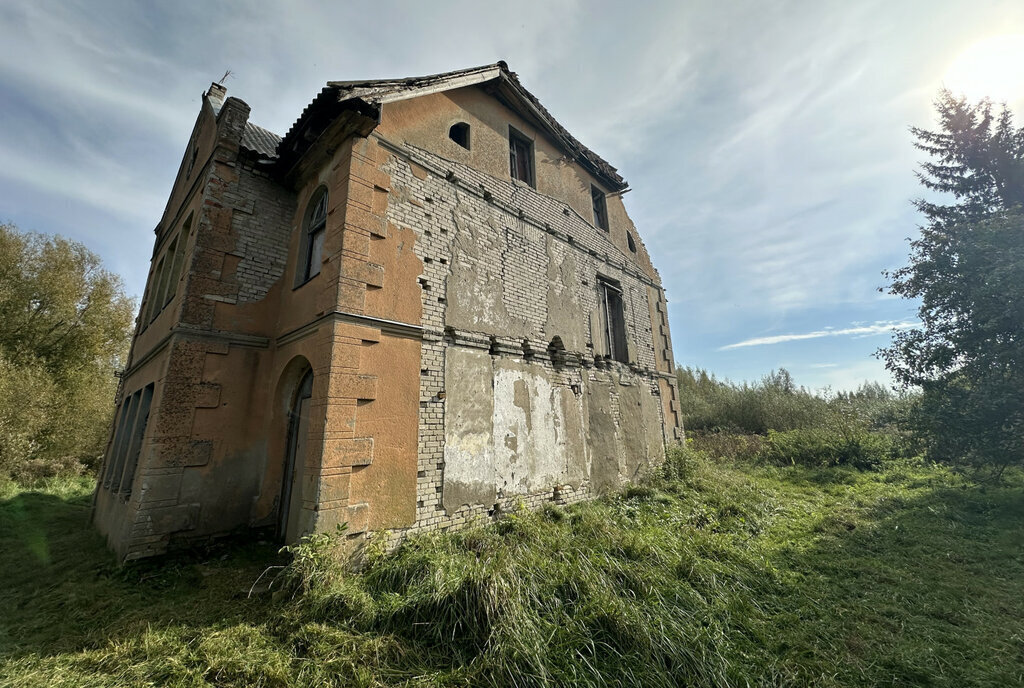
[379,97,682,533]
[377,87,659,282]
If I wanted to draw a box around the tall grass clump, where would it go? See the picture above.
[271,455,777,688]
[758,428,894,469]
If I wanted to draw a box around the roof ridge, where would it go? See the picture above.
[327,62,504,90]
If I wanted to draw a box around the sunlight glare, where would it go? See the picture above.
[944,34,1024,104]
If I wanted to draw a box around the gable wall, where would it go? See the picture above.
[377,87,659,282]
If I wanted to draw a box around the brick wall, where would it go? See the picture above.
[378,134,680,537]
[231,160,296,303]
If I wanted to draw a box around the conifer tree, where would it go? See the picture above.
[883,90,1024,475]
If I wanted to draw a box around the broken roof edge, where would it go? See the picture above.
[491,64,627,192]
[327,62,503,99]
[280,61,627,191]
[241,121,282,160]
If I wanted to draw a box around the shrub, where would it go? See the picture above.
[686,432,763,462]
[758,428,894,470]
[0,224,134,481]
[676,367,831,434]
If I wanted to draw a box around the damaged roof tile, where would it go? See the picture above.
[241,122,282,160]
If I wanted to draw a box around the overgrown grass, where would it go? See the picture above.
[3,454,1022,687]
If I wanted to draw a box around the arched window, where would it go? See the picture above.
[300,188,328,284]
[548,336,566,368]
[449,122,470,150]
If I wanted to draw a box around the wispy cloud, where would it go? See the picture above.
[1,0,1020,391]
[720,320,918,350]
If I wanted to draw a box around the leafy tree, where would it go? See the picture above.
[882,90,1024,475]
[0,223,135,481]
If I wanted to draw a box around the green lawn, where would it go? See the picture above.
[2,454,1022,687]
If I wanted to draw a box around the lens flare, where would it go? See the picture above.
[944,34,1024,104]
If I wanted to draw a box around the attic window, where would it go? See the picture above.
[591,185,609,231]
[509,127,535,187]
[627,232,637,253]
[449,122,470,150]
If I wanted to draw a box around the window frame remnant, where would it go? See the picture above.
[103,396,136,489]
[102,383,154,496]
[627,232,637,253]
[449,122,471,150]
[598,277,629,364]
[165,214,192,306]
[118,384,154,495]
[591,184,609,231]
[508,127,535,187]
[153,235,177,313]
[141,212,193,329]
[145,256,166,325]
[298,187,328,285]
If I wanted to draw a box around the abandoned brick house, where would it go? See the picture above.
[92,62,683,561]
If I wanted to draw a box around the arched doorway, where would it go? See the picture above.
[279,368,313,543]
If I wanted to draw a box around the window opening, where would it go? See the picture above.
[145,256,165,324]
[449,122,470,150]
[598,277,629,364]
[591,185,609,231]
[627,232,637,253]
[154,236,177,310]
[509,128,535,187]
[118,384,154,495]
[300,188,328,283]
[107,392,139,490]
[103,398,134,488]
[185,145,199,178]
[165,217,190,306]
[548,336,566,368]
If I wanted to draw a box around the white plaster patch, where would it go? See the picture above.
[492,362,567,495]
[442,348,496,510]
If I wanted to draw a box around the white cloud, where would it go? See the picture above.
[720,320,919,350]
[802,358,895,393]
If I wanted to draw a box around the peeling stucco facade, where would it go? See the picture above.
[93,63,682,561]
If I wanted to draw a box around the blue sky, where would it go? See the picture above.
[2,0,1023,391]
